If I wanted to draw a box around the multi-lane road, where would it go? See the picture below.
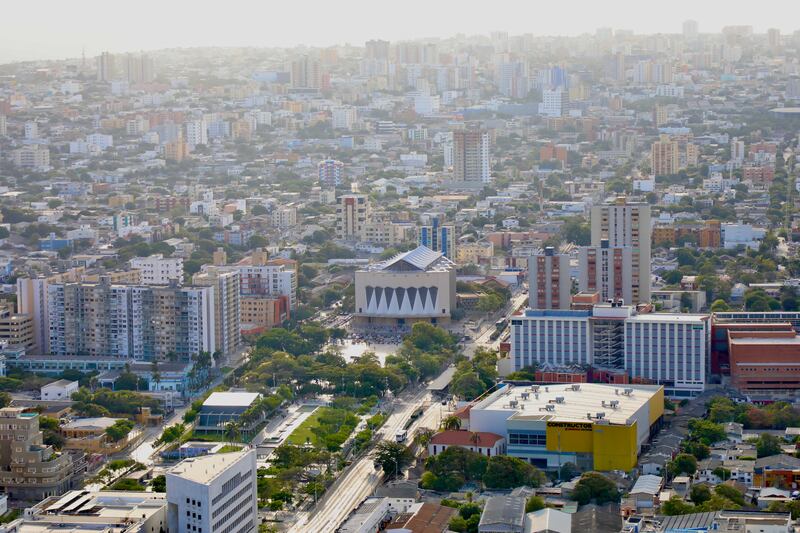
[289,289,527,532]
[288,386,439,532]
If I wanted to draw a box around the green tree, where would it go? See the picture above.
[441,415,462,431]
[683,441,710,461]
[374,441,413,479]
[710,299,731,312]
[105,419,135,442]
[756,433,783,458]
[690,484,712,505]
[668,454,698,476]
[483,456,545,489]
[450,372,486,401]
[688,419,726,445]
[572,472,620,505]
[526,495,546,512]
[767,500,800,519]
[714,484,745,506]
[151,475,166,492]
[661,496,696,516]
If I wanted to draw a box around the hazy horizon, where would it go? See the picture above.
[1,0,797,63]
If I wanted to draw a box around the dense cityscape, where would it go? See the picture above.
[1,12,800,533]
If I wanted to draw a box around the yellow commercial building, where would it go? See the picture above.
[469,383,664,472]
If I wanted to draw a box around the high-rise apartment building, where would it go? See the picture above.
[0,303,35,353]
[590,197,651,305]
[578,241,636,304]
[0,407,74,501]
[191,269,241,357]
[336,194,370,240]
[731,137,746,162]
[494,55,529,99]
[96,51,115,82]
[210,248,297,311]
[318,159,344,188]
[650,134,680,176]
[452,126,491,184]
[418,218,456,261]
[166,449,258,533]
[130,254,184,285]
[365,40,390,61]
[529,247,571,310]
[124,53,155,84]
[185,119,208,148]
[683,20,699,41]
[291,56,321,89]
[47,280,216,360]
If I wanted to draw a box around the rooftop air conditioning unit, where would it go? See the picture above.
[596,412,606,420]
[555,396,565,404]
[571,384,581,391]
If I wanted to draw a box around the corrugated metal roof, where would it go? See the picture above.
[630,474,663,496]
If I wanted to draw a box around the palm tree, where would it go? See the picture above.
[441,415,461,431]
[224,421,241,442]
[151,360,161,391]
[416,428,434,447]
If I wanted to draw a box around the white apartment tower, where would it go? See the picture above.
[130,254,184,285]
[166,449,258,533]
[186,119,209,148]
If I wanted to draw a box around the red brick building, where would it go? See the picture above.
[729,330,800,392]
[711,322,795,375]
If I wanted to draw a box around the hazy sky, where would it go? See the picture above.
[1,0,796,63]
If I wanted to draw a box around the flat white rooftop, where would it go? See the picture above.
[625,313,709,324]
[473,383,661,425]
[202,391,260,408]
[168,449,251,484]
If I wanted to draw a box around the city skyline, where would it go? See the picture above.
[1,0,797,63]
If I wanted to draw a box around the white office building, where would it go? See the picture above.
[624,313,709,396]
[539,88,568,117]
[167,449,258,533]
[130,254,184,285]
[722,223,766,249]
[510,310,592,368]
[86,133,114,150]
[510,305,709,397]
[332,106,358,130]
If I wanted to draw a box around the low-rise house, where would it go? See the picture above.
[479,495,526,533]
[753,454,800,488]
[524,508,571,533]
[756,487,792,509]
[622,475,663,513]
[41,379,79,401]
[61,417,134,454]
[385,501,457,532]
[428,430,506,457]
